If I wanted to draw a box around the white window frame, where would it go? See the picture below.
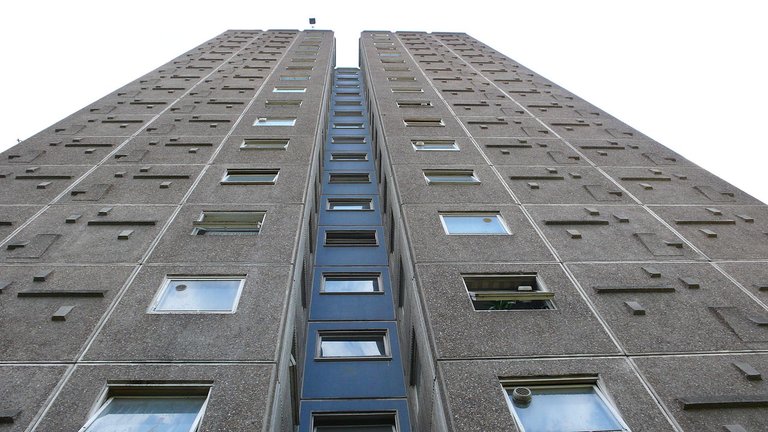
[148,276,246,314]
[423,169,480,185]
[438,212,511,235]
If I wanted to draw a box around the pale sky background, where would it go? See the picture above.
[1,0,766,203]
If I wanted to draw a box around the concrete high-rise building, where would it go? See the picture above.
[1,29,766,432]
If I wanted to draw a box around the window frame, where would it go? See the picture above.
[423,169,480,185]
[273,86,307,93]
[324,230,378,247]
[148,276,246,314]
[79,383,211,432]
[411,139,460,152]
[221,168,279,185]
[327,197,374,211]
[191,210,265,236]
[438,212,511,235]
[316,330,391,360]
[311,411,398,432]
[501,376,629,432]
[462,273,555,311]
[240,138,289,150]
[320,272,383,295]
[253,117,297,127]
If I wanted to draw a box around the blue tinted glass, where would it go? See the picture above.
[320,337,386,357]
[155,279,242,312]
[85,397,205,432]
[442,215,507,234]
[512,387,624,432]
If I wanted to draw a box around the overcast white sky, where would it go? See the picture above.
[1,0,766,203]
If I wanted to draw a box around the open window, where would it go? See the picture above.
[150,276,245,313]
[439,212,510,235]
[462,273,554,310]
[423,169,479,184]
[192,210,264,235]
[503,376,629,432]
[79,384,211,432]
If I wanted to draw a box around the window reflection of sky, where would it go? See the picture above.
[512,387,624,432]
[85,397,204,432]
[156,279,241,312]
[442,215,507,234]
[324,278,378,293]
[320,338,386,357]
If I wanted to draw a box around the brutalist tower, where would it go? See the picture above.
[0,29,766,432]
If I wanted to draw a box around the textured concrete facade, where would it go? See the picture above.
[0,29,766,432]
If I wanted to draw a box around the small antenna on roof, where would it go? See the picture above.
[309,18,316,29]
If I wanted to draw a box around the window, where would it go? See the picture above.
[503,376,629,432]
[325,230,378,246]
[424,169,479,184]
[331,135,366,144]
[327,198,373,211]
[312,412,397,432]
[240,138,289,150]
[79,387,210,432]
[411,139,459,151]
[280,75,310,81]
[253,117,296,126]
[318,331,389,358]
[331,152,368,161]
[273,86,306,93]
[265,99,302,107]
[391,87,424,93]
[396,100,433,108]
[329,173,370,184]
[404,118,444,127]
[192,210,265,235]
[221,168,279,184]
[463,273,553,310]
[439,212,510,235]
[150,277,245,313]
[336,100,362,106]
[333,122,364,129]
[321,273,381,293]
[334,110,363,117]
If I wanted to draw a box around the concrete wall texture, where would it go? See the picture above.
[0,29,765,432]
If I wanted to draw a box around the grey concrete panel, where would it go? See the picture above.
[3,136,127,166]
[0,265,133,361]
[381,137,486,166]
[140,114,241,137]
[416,263,619,358]
[651,205,768,259]
[717,261,768,300]
[568,138,694,167]
[500,166,633,204]
[439,358,674,432]
[36,363,274,431]
[0,365,68,432]
[84,264,291,361]
[0,205,42,242]
[634,354,768,432]
[115,136,219,164]
[604,167,761,205]
[55,164,203,205]
[393,165,513,204]
[45,114,154,137]
[459,116,552,138]
[148,204,301,264]
[376,111,467,139]
[478,137,589,166]
[187,164,309,204]
[447,99,529,117]
[526,205,705,261]
[402,204,554,263]
[568,262,768,353]
[167,97,251,116]
[1,205,175,263]
[0,165,89,204]
[543,118,651,141]
[231,113,320,138]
